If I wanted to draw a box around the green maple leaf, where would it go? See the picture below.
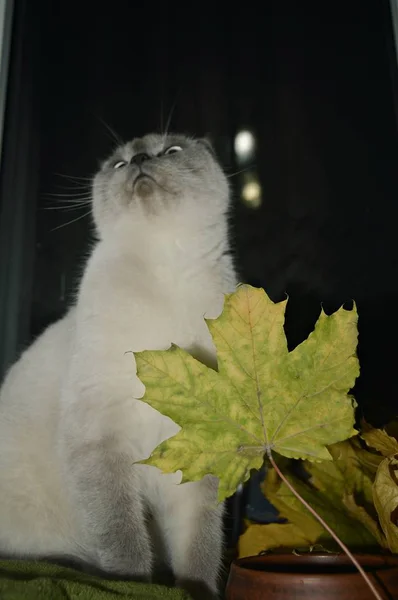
[135,285,359,502]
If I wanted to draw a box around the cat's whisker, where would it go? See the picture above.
[162,91,180,142]
[50,210,92,231]
[225,165,257,178]
[47,197,91,204]
[43,205,90,211]
[43,183,108,199]
[160,97,164,138]
[97,116,124,147]
[44,203,92,209]
[43,193,93,199]
[53,184,92,191]
[55,172,95,182]
[42,198,92,210]
[155,182,173,195]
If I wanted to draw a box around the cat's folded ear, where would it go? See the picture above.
[198,136,216,157]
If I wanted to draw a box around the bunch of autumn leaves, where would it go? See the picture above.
[240,420,398,558]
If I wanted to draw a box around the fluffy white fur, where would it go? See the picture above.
[0,134,237,598]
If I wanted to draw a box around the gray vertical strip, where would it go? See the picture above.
[0,0,14,164]
[0,0,39,380]
[390,0,398,66]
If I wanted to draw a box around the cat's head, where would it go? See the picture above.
[92,133,230,238]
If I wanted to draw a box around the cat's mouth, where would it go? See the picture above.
[133,172,156,198]
[133,172,155,185]
[132,171,174,199]
[134,172,152,183]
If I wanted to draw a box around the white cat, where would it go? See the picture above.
[0,134,237,598]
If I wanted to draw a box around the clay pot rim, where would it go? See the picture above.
[234,551,398,574]
[227,552,398,599]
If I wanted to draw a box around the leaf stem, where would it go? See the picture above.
[267,451,385,600]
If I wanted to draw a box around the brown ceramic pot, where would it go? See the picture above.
[225,552,398,599]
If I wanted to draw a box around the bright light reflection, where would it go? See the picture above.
[234,130,255,159]
[242,181,261,208]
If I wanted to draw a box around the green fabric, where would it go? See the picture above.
[0,560,191,599]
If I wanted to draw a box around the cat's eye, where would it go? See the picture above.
[113,160,126,169]
[164,145,182,155]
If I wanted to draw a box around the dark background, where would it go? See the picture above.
[1,0,398,429]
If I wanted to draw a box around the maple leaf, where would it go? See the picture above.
[239,467,325,557]
[241,439,385,557]
[262,466,326,540]
[361,421,398,457]
[301,448,385,547]
[239,437,387,559]
[135,285,359,502]
[362,420,398,552]
[238,522,321,558]
[342,494,387,548]
[325,440,378,505]
[268,443,381,547]
[373,455,398,552]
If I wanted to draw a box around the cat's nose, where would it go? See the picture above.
[131,153,150,167]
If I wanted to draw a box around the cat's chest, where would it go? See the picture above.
[108,293,219,460]
[79,254,226,372]
[104,274,222,355]
[125,290,217,359]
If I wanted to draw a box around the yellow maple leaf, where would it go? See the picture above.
[238,522,320,558]
[135,285,359,502]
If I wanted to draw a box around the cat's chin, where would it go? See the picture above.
[134,175,155,199]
